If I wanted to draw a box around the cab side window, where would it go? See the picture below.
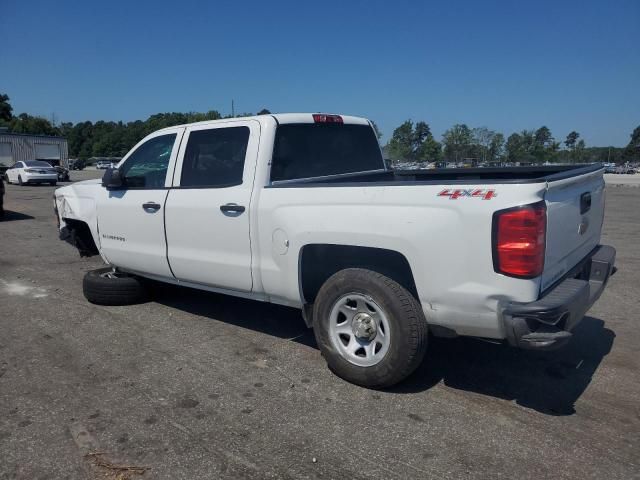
[180,127,249,188]
[119,134,176,189]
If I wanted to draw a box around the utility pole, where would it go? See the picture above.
[231,99,235,117]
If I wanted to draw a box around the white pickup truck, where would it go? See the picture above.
[54,113,616,388]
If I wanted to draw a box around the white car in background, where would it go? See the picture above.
[96,160,115,170]
[5,160,58,186]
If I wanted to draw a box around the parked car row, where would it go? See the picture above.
[615,165,637,174]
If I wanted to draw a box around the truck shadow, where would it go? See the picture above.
[0,210,36,222]
[152,283,614,416]
[150,282,318,348]
[395,316,615,415]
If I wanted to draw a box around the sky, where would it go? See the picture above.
[1,0,638,146]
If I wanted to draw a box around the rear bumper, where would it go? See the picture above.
[502,245,616,350]
[24,174,58,183]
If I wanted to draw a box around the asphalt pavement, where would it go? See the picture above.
[0,171,638,479]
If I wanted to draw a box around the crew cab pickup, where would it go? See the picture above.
[54,113,616,387]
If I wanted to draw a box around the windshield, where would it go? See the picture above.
[270,124,383,182]
[25,161,52,168]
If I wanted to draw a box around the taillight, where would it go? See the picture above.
[312,114,343,124]
[492,201,546,278]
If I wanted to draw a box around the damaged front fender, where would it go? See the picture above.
[55,181,103,257]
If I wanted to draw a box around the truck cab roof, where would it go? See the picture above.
[154,113,371,133]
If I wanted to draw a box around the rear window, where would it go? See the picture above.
[25,161,52,167]
[270,124,383,182]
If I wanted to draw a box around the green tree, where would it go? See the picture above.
[623,125,640,161]
[532,126,554,162]
[387,120,414,160]
[506,133,523,162]
[7,113,59,135]
[387,120,441,162]
[417,136,442,162]
[506,131,537,163]
[575,139,586,162]
[472,127,501,163]
[488,133,505,162]
[534,126,553,148]
[564,131,580,150]
[257,108,271,115]
[442,124,473,162]
[0,93,12,122]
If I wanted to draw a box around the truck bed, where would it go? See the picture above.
[269,163,603,187]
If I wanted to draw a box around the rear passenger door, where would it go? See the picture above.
[165,120,260,292]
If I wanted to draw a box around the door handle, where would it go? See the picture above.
[220,203,246,214]
[142,202,161,212]
[580,192,591,214]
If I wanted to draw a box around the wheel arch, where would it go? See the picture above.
[298,243,419,326]
[61,218,99,257]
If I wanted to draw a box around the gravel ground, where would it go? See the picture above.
[0,171,638,479]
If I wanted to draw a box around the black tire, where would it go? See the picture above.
[18,175,23,186]
[83,267,146,305]
[50,181,57,186]
[313,268,428,388]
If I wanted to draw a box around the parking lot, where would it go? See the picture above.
[1,172,638,479]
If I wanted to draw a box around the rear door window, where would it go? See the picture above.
[180,126,250,188]
[270,124,383,182]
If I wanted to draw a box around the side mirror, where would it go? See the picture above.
[102,168,125,190]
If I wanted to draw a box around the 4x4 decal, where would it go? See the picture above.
[438,189,497,200]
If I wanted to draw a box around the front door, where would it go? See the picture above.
[165,120,259,292]
[97,129,183,277]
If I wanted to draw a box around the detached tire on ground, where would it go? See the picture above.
[313,268,428,389]
[83,267,146,305]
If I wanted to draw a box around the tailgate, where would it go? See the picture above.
[541,167,605,291]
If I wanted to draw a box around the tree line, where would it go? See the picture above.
[1,93,638,164]
[386,120,639,165]
[0,94,272,160]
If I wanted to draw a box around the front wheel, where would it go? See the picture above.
[18,175,23,186]
[83,267,147,305]
[50,181,57,186]
[313,268,428,388]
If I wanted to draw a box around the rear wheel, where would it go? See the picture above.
[83,267,147,305]
[313,268,428,388]
[50,181,57,186]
